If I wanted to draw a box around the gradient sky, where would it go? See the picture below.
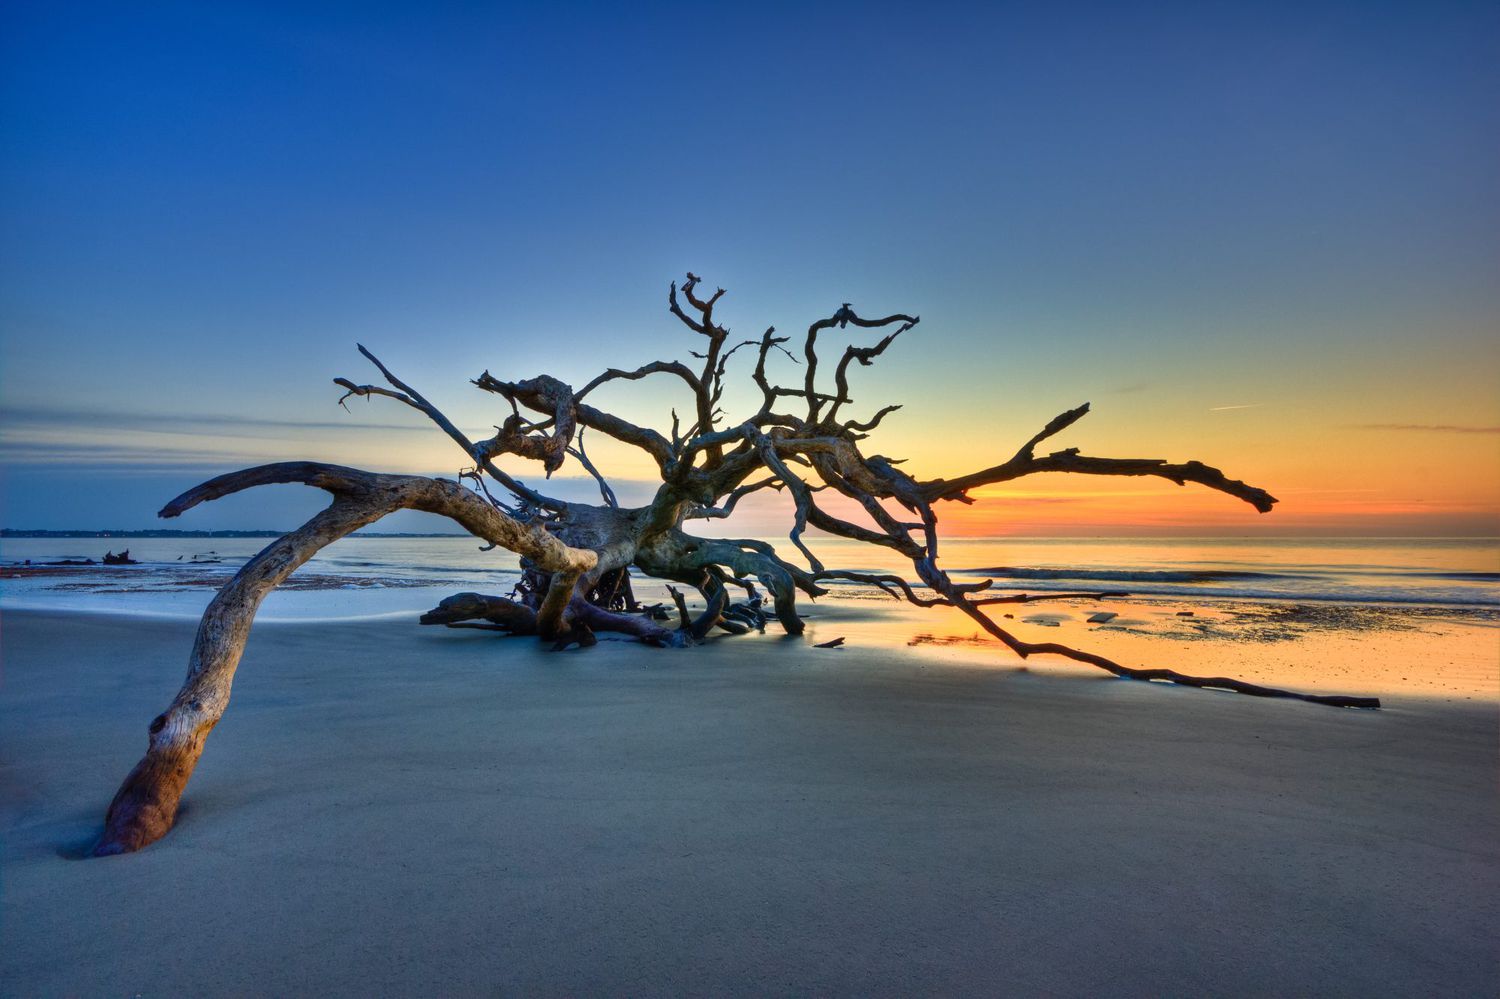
[2,0,1497,536]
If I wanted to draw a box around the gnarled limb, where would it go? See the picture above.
[576,360,703,403]
[948,594,1379,709]
[94,463,598,856]
[336,346,561,509]
[635,529,818,635]
[921,403,1279,513]
[420,592,539,634]
[419,589,689,646]
[476,370,676,470]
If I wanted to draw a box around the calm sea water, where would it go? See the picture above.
[2,535,1496,620]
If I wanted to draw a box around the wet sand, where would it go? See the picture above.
[1,608,1496,995]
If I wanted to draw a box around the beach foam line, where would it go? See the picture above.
[0,597,447,625]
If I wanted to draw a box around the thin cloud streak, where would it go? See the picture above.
[1209,404,1264,412]
[0,405,456,436]
[0,440,260,465]
[1354,423,1500,434]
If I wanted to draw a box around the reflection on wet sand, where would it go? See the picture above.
[804,590,1498,702]
[4,549,1496,703]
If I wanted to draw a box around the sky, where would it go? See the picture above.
[2,0,1497,537]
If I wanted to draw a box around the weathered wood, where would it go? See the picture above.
[97,272,1381,855]
[94,465,597,856]
[419,592,538,634]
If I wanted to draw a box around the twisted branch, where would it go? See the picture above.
[96,462,599,855]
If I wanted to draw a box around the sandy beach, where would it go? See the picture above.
[2,606,1495,996]
[5,0,1498,993]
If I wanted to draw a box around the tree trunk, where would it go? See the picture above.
[94,463,598,856]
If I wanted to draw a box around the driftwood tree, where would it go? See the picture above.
[95,274,1379,856]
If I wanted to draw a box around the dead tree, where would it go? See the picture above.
[94,274,1379,856]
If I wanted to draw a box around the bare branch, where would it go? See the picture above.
[566,428,618,508]
[333,378,417,411]
[1015,402,1091,460]
[338,345,562,509]
[576,360,703,403]
[476,370,674,469]
[926,449,1279,512]
[949,592,1377,709]
[846,404,902,434]
[98,462,599,855]
[827,317,918,423]
[802,306,919,423]
[687,476,779,520]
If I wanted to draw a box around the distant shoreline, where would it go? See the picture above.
[0,529,469,539]
[5,530,1497,541]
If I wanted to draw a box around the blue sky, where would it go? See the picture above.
[2,1,1496,534]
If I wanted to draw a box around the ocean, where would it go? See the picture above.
[5,534,1497,699]
[2,535,1496,618]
